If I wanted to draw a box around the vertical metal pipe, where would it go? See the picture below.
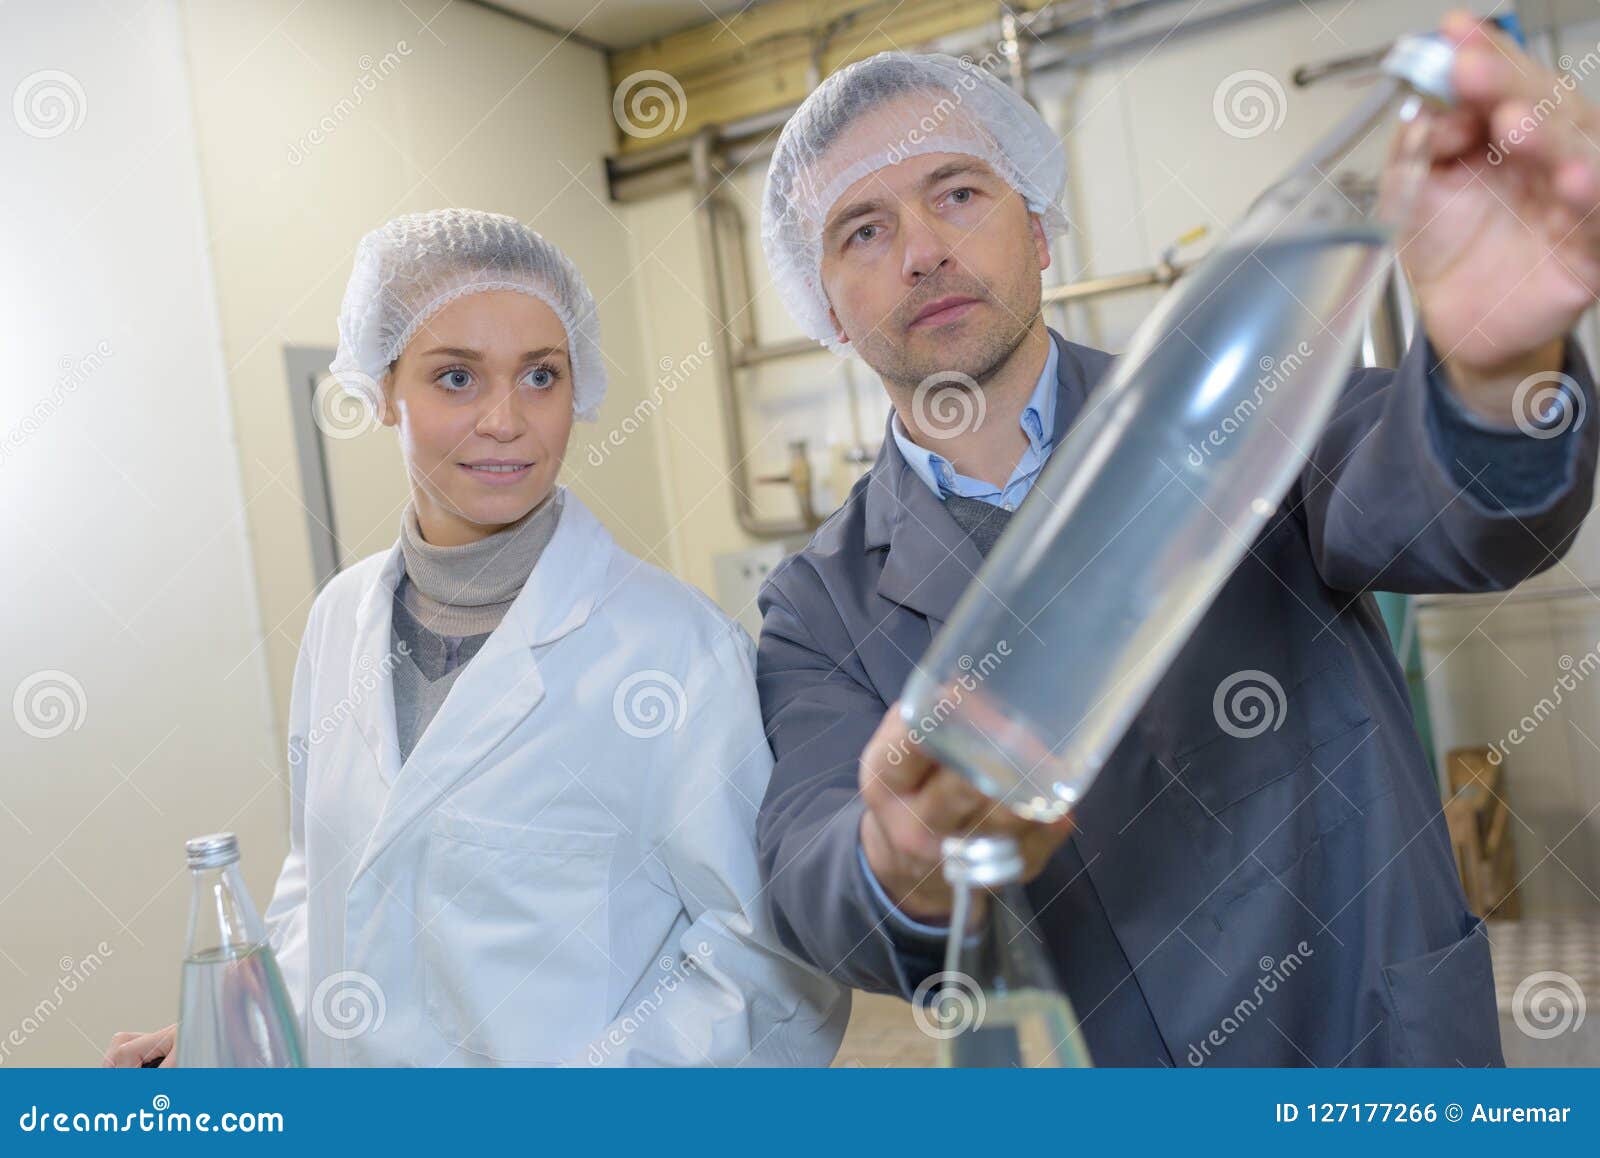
[690,129,815,538]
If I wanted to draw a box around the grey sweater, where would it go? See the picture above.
[389,491,563,763]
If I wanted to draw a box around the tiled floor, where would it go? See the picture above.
[1489,915,1598,1067]
[829,915,1600,1067]
[831,992,935,1068]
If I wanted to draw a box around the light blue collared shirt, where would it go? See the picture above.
[890,338,1060,509]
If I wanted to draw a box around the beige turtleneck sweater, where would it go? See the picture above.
[388,489,564,763]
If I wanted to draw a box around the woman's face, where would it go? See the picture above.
[381,290,576,546]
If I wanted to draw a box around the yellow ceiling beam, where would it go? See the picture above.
[607,0,1055,152]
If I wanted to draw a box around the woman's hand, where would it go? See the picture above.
[102,1025,176,1068]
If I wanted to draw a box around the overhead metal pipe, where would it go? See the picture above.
[605,0,1340,202]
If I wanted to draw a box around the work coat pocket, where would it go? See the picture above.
[418,812,616,1064]
[1380,913,1504,1067]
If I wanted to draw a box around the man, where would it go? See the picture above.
[753,13,1600,1066]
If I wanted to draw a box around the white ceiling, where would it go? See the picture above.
[487,0,761,51]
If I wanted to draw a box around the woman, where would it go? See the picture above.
[105,209,847,1066]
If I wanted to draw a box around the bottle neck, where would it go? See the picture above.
[1236,77,1436,248]
[184,861,268,960]
[945,876,1058,989]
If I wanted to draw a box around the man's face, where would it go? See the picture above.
[816,128,1051,391]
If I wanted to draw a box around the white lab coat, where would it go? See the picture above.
[262,489,848,1066]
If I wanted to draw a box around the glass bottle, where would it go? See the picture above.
[175,832,304,1067]
[900,34,1459,821]
[934,836,1091,1068]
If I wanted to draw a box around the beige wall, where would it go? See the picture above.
[1,0,280,1065]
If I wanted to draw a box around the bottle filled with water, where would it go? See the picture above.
[175,833,304,1067]
[900,34,1459,822]
[934,836,1090,1068]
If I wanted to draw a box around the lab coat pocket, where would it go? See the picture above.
[419,812,616,1064]
[1380,913,1504,1066]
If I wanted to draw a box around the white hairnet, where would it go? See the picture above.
[761,52,1069,353]
[330,208,607,421]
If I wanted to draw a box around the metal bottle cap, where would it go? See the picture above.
[186,832,240,869]
[1381,33,1458,105]
[941,835,1025,887]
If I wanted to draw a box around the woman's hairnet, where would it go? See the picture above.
[761,52,1069,353]
[330,208,607,421]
